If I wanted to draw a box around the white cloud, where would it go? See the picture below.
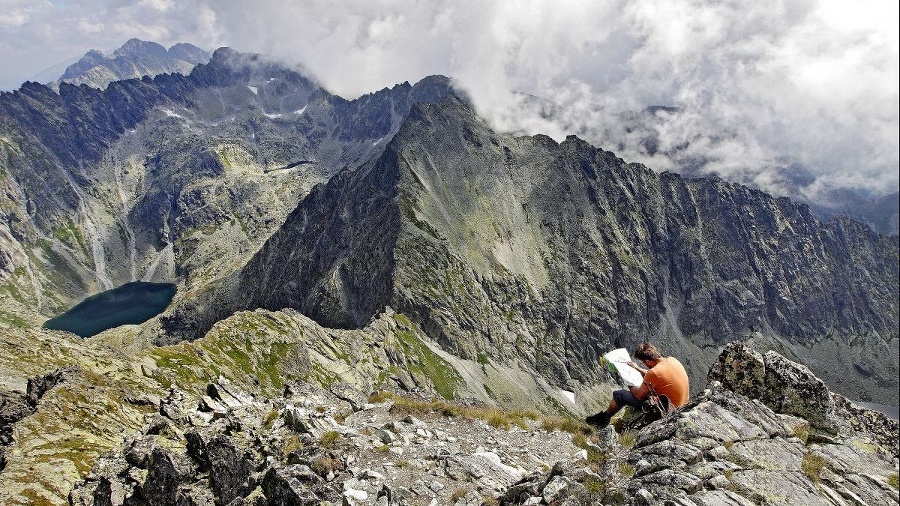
[0,0,896,204]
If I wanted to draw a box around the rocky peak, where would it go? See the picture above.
[112,39,168,59]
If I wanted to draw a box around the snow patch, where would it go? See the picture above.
[293,105,307,115]
[560,389,576,405]
[247,85,258,95]
[264,112,282,119]
[162,108,184,119]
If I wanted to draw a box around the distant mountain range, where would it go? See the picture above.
[50,38,210,90]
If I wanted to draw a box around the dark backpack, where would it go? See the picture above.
[642,388,675,422]
[621,386,675,431]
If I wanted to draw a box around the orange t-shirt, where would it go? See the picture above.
[644,357,690,407]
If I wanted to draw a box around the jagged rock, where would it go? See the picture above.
[708,342,840,432]
[1,367,77,473]
[761,351,838,433]
[143,447,197,506]
[125,435,159,469]
[0,389,31,449]
[261,464,325,506]
[207,434,260,504]
[25,366,77,405]
[705,342,766,400]
[830,393,899,459]
[56,39,211,90]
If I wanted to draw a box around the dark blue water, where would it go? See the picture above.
[43,281,176,338]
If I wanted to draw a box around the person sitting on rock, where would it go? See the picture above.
[585,342,689,428]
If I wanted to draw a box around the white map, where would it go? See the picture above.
[603,348,644,387]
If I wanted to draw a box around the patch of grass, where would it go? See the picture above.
[851,440,877,453]
[571,432,588,449]
[618,431,636,448]
[386,393,537,432]
[375,444,389,453]
[801,453,829,482]
[888,473,898,490]
[584,477,607,496]
[149,345,213,390]
[52,219,89,257]
[0,309,30,328]
[793,425,810,444]
[263,408,279,429]
[450,487,471,503]
[486,411,511,430]
[587,446,606,467]
[283,434,303,454]
[394,329,463,400]
[392,313,413,328]
[540,415,591,435]
[320,430,342,448]
[369,390,393,403]
[481,495,500,506]
[306,363,341,388]
[619,463,635,478]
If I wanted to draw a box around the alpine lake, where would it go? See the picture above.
[43,281,176,338]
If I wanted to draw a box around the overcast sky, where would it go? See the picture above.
[1,0,897,202]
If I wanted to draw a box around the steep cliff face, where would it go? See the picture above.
[168,95,898,403]
[391,98,898,402]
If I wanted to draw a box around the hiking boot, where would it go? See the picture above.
[585,412,610,428]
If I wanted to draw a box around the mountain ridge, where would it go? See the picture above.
[0,48,457,316]
[161,94,898,404]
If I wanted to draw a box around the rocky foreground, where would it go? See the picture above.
[55,342,897,506]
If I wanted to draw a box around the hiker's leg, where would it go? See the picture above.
[611,389,643,414]
[587,388,641,426]
[597,389,641,417]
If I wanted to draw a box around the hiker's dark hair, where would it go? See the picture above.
[634,342,662,360]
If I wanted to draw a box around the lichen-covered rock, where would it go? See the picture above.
[708,342,839,433]
[761,351,837,433]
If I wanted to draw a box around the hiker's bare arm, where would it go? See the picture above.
[627,361,648,377]
[629,382,650,400]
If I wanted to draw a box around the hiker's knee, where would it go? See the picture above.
[613,389,642,408]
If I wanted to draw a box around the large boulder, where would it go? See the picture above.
[708,342,838,433]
